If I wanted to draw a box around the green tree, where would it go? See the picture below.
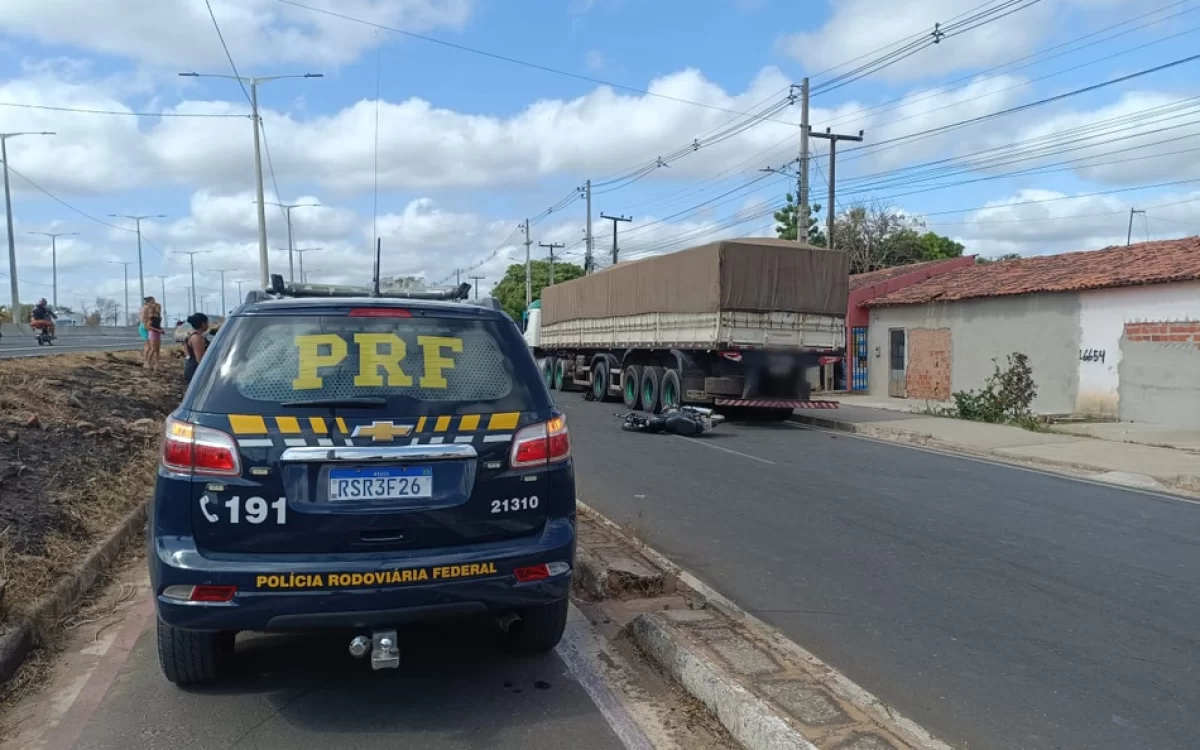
[773,193,826,246]
[976,252,1022,264]
[918,231,965,261]
[492,259,585,322]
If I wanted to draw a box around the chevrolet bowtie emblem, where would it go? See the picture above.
[351,421,414,442]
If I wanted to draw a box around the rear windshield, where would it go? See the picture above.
[189,312,544,416]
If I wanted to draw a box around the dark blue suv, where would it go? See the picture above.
[149,290,574,685]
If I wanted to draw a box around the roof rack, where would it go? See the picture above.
[266,274,472,301]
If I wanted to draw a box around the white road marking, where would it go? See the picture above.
[556,605,657,750]
[676,435,775,464]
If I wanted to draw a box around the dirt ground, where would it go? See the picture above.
[0,351,184,621]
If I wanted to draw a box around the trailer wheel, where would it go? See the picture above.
[542,357,556,389]
[592,360,612,401]
[661,369,682,409]
[554,358,568,391]
[641,366,664,414]
[622,365,643,409]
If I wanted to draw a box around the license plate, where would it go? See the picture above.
[328,467,433,501]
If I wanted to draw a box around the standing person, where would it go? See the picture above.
[140,296,164,370]
[182,313,209,385]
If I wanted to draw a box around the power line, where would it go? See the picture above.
[204,0,252,104]
[4,164,137,233]
[274,0,799,123]
[0,101,246,118]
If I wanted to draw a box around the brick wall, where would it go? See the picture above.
[906,327,953,400]
[1124,320,1200,346]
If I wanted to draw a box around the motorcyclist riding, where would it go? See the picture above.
[31,298,56,336]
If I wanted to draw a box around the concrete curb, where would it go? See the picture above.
[0,501,147,685]
[630,613,818,750]
[787,413,1200,497]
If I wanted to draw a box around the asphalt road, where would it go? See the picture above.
[0,334,142,358]
[52,602,626,750]
[561,397,1200,750]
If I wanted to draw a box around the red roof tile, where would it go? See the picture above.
[849,258,974,291]
[866,237,1200,306]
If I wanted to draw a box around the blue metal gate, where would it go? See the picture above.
[850,326,869,391]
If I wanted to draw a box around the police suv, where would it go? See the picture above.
[150,277,575,685]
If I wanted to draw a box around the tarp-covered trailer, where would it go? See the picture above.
[526,238,847,417]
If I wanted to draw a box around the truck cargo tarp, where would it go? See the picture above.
[541,238,848,325]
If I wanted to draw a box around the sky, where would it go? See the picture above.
[1,0,1199,320]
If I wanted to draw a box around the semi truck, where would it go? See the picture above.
[522,237,847,418]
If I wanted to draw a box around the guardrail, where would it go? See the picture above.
[0,324,141,338]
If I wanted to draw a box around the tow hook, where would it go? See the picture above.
[347,630,401,670]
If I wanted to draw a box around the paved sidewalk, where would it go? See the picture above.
[792,397,1200,495]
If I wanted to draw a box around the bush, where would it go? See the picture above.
[945,352,1037,426]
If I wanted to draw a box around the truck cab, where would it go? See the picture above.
[522,300,542,350]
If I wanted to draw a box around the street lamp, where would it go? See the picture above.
[27,230,78,308]
[178,72,323,290]
[108,214,166,302]
[264,201,319,282]
[2,131,55,324]
[294,247,319,283]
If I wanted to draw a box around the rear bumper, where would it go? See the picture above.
[150,516,575,632]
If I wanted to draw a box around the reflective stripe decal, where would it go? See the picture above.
[308,417,328,434]
[237,438,274,448]
[482,434,513,443]
[275,416,302,434]
[459,414,481,432]
[487,412,520,431]
[434,415,452,433]
[229,414,268,435]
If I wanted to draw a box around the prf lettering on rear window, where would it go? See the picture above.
[292,333,464,390]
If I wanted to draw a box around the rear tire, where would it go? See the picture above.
[156,619,235,686]
[592,360,613,401]
[622,365,644,409]
[506,598,569,653]
[545,357,559,390]
[641,366,664,414]
[554,358,568,391]
[661,369,682,409]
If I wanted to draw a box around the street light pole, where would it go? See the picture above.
[178,250,207,312]
[265,201,319,282]
[212,268,234,316]
[155,275,168,323]
[27,230,78,308]
[178,72,323,290]
[294,247,318,283]
[108,214,166,302]
[108,261,133,326]
[1,131,55,324]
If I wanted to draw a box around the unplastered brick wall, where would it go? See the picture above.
[906,327,953,400]
[1123,320,1200,346]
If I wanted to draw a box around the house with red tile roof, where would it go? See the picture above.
[844,257,977,391]
[862,238,1200,425]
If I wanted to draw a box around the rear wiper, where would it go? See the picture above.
[280,397,388,408]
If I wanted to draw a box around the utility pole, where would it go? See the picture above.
[178,250,206,312]
[265,200,319,281]
[797,78,811,242]
[809,128,864,251]
[522,219,533,307]
[235,279,247,302]
[469,275,485,299]
[539,242,564,285]
[27,230,78,308]
[2,131,55,324]
[454,268,461,286]
[108,213,165,302]
[179,72,323,289]
[108,261,133,326]
[582,180,594,273]
[155,275,168,323]
[294,247,317,283]
[212,268,234,316]
[599,213,632,265]
[1127,208,1146,246]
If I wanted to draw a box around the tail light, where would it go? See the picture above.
[161,417,242,477]
[513,564,551,583]
[348,307,411,317]
[510,414,571,468]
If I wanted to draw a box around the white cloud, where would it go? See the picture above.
[0,0,473,70]
[782,0,1136,82]
[924,188,1200,258]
